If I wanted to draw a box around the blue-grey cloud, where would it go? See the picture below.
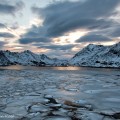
[38,44,75,50]
[76,33,112,42]
[0,32,15,38]
[19,0,120,46]
[30,0,120,37]
[0,23,6,28]
[110,27,120,37]
[0,41,5,47]
[0,1,25,15]
[19,37,51,44]
[44,49,75,59]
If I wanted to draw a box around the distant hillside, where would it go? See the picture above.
[69,42,120,68]
[0,42,120,68]
[0,50,68,66]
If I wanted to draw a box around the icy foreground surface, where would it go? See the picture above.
[0,66,120,120]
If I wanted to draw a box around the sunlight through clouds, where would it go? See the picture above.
[0,0,120,58]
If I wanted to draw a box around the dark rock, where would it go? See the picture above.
[112,112,120,119]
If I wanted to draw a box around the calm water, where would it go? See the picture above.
[0,65,120,72]
[0,65,120,78]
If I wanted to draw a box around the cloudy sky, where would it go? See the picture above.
[0,0,120,58]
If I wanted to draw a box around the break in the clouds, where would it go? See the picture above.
[1,0,120,58]
[18,0,120,48]
[0,0,24,15]
[29,0,120,38]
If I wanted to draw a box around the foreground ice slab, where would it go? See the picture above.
[0,66,120,120]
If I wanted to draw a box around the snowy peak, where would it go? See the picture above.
[0,50,67,66]
[0,42,120,68]
[0,51,12,66]
[70,42,120,68]
[73,44,105,59]
[108,42,120,55]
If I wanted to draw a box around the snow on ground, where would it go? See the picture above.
[0,66,120,120]
[1,42,120,68]
[69,42,120,68]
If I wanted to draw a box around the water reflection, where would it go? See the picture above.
[0,65,81,70]
[0,65,119,75]
[0,65,27,70]
[53,67,81,70]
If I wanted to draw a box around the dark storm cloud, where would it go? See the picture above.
[0,32,15,38]
[19,25,48,44]
[19,0,120,46]
[76,33,112,43]
[110,27,120,37]
[38,44,75,50]
[31,0,120,37]
[0,1,24,15]
[19,37,51,44]
[21,30,42,38]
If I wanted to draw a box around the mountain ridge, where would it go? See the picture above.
[70,42,120,68]
[0,42,120,68]
[0,50,68,66]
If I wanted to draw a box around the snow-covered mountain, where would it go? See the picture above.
[0,50,68,66]
[0,51,12,66]
[69,42,120,68]
[0,42,120,68]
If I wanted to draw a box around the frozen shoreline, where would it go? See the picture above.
[0,67,120,120]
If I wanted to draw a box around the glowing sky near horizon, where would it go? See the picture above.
[0,0,120,58]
